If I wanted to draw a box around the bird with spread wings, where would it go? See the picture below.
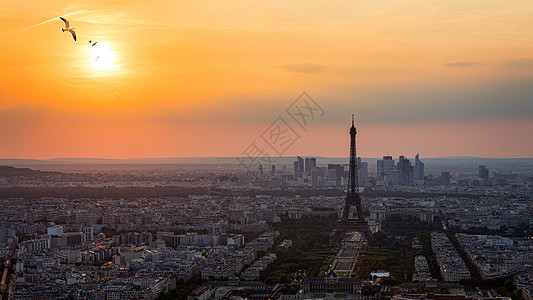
[60,17,76,41]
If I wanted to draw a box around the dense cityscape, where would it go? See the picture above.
[1,149,532,300]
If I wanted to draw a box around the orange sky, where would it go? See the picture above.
[1,0,533,159]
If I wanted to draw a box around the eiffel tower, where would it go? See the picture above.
[330,115,373,246]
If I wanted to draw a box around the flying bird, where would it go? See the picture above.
[60,17,76,41]
[89,40,97,46]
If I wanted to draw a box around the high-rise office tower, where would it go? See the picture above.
[305,157,316,175]
[377,156,395,180]
[297,156,304,178]
[358,161,368,187]
[328,168,337,182]
[311,169,319,186]
[414,153,425,181]
[479,165,489,181]
[294,156,304,179]
[377,160,383,175]
[328,164,344,180]
[398,155,412,185]
[271,165,275,177]
[318,166,327,177]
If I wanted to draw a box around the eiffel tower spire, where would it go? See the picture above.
[349,115,357,198]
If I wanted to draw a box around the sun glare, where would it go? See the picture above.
[88,42,116,71]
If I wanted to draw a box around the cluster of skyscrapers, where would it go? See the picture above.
[253,153,427,187]
[376,153,424,186]
[291,156,370,187]
[254,154,507,188]
[293,156,322,186]
[293,156,316,180]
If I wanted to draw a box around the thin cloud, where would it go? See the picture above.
[50,82,80,88]
[20,8,172,33]
[21,9,90,31]
[445,61,480,67]
[281,63,327,73]
[71,10,179,29]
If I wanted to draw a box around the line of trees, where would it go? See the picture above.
[354,215,444,284]
[259,215,338,284]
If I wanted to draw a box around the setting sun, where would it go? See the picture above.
[88,42,116,71]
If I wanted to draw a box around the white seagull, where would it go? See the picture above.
[60,17,76,41]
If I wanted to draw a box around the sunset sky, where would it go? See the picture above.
[1,0,533,159]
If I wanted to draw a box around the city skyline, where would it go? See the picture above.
[2,1,533,159]
[2,1,532,295]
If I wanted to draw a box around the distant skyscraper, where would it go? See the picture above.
[398,155,412,185]
[441,171,451,186]
[377,156,394,175]
[258,164,263,177]
[328,164,344,180]
[271,165,275,177]
[377,156,395,185]
[311,169,319,186]
[305,157,316,175]
[298,156,304,177]
[377,160,384,175]
[328,168,337,182]
[358,161,368,187]
[294,156,304,179]
[414,153,425,181]
[479,165,489,181]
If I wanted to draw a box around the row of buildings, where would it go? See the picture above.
[456,234,533,280]
[430,232,471,282]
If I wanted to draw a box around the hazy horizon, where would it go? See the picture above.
[2,155,533,161]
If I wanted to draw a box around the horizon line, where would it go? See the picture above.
[1,155,533,162]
